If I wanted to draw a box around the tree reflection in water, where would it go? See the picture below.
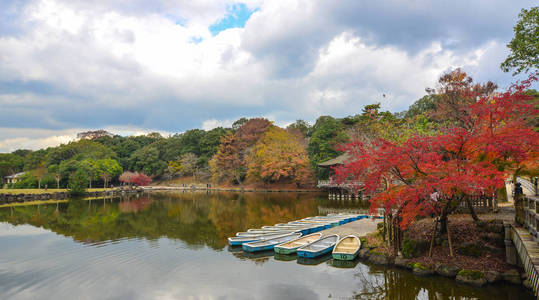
[0,191,322,249]
[352,264,531,300]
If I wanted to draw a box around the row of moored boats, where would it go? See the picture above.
[228,213,369,261]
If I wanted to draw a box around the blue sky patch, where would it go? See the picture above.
[209,3,256,36]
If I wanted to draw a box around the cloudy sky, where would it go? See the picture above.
[0,0,536,152]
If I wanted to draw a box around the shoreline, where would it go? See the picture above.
[357,216,532,292]
[0,186,322,206]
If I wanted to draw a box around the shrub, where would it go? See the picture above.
[68,169,89,196]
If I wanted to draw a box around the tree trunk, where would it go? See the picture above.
[439,206,449,235]
[56,178,60,189]
[428,219,438,257]
[465,197,480,223]
[38,179,41,189]
[447,219,454,257]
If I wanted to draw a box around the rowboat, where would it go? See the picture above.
[295,220,334,228]
[332,235,361,261]
[297,234,339,258]
[248,227,286,232]
[228,232,292,246]
[236,230,295,237]
[259,225,315,235]
[274,233,322,254]
[242,233,303,252]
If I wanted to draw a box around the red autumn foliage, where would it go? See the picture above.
[132,172,152,186]
[335,73,539,231]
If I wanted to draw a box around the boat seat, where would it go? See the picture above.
[337,246,357,250]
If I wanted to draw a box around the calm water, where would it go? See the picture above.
[0,191,533,300]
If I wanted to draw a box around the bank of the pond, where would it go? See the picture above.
[145,185,320,192]
[356,214,530,291]
[0,187,143,205]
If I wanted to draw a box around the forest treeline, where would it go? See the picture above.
[1,69,537,189]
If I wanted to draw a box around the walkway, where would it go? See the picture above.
[318,218,381,238]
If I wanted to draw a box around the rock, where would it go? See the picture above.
[413,263,435,276]
[458,242,482,257]
[367,253,393,265]
[358,248,370,259]
[394,256,411,269]
[502,269,521,285]
[456,269,487,287]
[435,264,460,278]
[485,270,501,283]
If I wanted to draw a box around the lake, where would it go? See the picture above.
[0,191,533,299]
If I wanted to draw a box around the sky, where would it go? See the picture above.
[0,0,536,152]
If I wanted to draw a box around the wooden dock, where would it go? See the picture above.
[319,218,381,238]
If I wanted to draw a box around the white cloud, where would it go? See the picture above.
[201,119,233,130]
[0,126,172,152]
[0,0,534,152]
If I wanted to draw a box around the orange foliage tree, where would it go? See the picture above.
[210,118,272,186]
[247,126,313,187]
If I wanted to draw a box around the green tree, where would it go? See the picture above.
[0,153,24,179]
[48,164,62,189]
[129,146,167,176]
[58,160,81,178]
[199,127,230,165]
[68,168,89,196]
[96,159,122,188]
[307,116,348,178]
[80,159,100,188]
[501,6,539,75]
[286,120,311,137]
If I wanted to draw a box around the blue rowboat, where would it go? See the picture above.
[297,234,339,258]
[332,235,361,261]
[228,232,292,246]
[242,233,302,252]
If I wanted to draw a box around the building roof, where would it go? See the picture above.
[4,172,25,179]
[318,153,350,167]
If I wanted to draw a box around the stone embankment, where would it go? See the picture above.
[0,188,143,205]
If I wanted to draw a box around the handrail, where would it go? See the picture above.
[522,195,539,240]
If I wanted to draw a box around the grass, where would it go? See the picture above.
[0,188,111,195]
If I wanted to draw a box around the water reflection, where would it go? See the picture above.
[0,191,321,250]
[0,192,534,300]
[353,264,531,300]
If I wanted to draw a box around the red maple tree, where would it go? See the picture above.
[335,73,538,251]
[132,172,152,186]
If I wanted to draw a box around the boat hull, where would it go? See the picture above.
[297,245,335,258]
[228,238,257,246]
[242,243,276,252]
[274,247,297,254]
[332,252,358,261]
